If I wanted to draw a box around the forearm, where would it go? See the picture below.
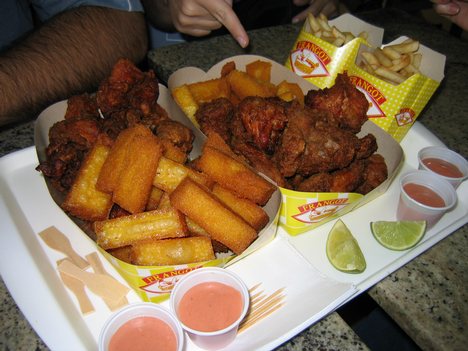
[141,0,175,31]
[0,6,148,127]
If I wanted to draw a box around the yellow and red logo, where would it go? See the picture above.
[290,41,331,78]
[394,107,415,126]
[349,75,386,118]
[292,198,349,223]
[140,266,203,294]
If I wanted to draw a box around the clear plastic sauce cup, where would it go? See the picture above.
[99,302,184,351]
[417,146,468,189]
[397,170,457,229]
[170,267,249,350]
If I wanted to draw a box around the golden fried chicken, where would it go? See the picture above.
[233,96,289,154]
[36,115,102,191]
[355,154,388,194]
[195,97,235,143]
[154,120,194,155]
[297,154,387,194]
[305,72,369,133]
[273,103,362,177]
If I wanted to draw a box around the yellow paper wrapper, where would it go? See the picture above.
[286,14,445,142]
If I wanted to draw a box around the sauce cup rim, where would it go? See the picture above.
[400,170,457,211]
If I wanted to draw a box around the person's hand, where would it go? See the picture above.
[431,0,468,31]
[167,0,249,47]
[291,0,341,23]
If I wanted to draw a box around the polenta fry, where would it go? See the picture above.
[170,178,258,255]
[62,136,113,221]
[132,237,215,266]
[95,208,188,250]
[112,132,163,214]
[196,146,276,206]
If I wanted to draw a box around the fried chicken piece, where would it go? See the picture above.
[329,159,367,192]
[195,97,235,143]
[96,58,159,116]
[298,155,388,194]
[305,72,368,133]
[230,138,289,188]
[295,172,331,192]
[355,154,388,194]
[154,120,194,155]
[37,115,102,191]
[296,159,366,193]
[274,104,360,178]
[234,96,289,154]
[64,94,99,120]
[356,133,377,159]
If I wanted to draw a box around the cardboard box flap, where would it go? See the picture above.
[329,13,384,48]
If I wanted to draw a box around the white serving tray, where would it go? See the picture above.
[0,122,466,351]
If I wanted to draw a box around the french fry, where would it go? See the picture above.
[389,53,411,72]
[307,13,321,33]
[373,48,393,68]
[358,31,369,41]
[131,237,215,266]
[95,208,188,250]
[374,67,406,84]
[332,26,345,40]
[361,51,380,69]
[170,178,258,255]
[212,184,269,231]
[389,39,419,54]
[305,13,367,47]
[196,146,276,206]
[62,136,113,221]
[153,156,214,193]
[112,132,163,214]
[360,37,423,84]
[97,124,152,193]
[382,46,401,60]
[411,53,422,68]
[344,32,355,44]
[318,13,332,32]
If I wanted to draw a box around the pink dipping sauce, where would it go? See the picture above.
[178,282,243,332]
[403,183,445,208]
[422,157,463,178]
[109,316,177,351]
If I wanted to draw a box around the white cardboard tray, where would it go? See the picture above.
[0,122,467,351]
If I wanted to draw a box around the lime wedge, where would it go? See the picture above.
[371,221,426,251]
[326,219,366,273]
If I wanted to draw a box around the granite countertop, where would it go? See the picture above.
[1,8,467,351]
